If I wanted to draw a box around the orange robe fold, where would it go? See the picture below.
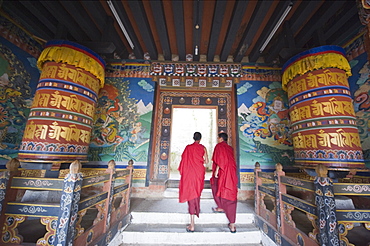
[178,142,205,203]
[211,141,238,201]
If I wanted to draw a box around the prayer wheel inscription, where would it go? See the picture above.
[18,40,105,162]
[282,46,364,169]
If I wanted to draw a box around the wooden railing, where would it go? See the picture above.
[254,162,370,246]
[0,158,134,246]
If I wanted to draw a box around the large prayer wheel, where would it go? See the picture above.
[282,45,365,169]
[18,40,105,163]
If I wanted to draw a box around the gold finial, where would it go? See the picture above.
[6,158,20,171]
[315,164,328,178]
[69,160,81,174]
[275,163,283,172]
[108,159,116,169]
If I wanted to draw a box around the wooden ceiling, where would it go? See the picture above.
[1,0,364,65]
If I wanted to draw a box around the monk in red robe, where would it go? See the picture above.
[210,132,238,233]
[178,132,209,232]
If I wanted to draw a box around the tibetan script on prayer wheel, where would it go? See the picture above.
[18,40,105,162]
[282,45,365,169]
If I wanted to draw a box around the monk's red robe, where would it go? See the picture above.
[178,142,205,203]
[211,141,238,201]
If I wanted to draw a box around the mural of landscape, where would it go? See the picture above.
[237,80,293,169]
[88,77,154,163]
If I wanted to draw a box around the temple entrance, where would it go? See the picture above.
[149,90,237,183]
[169,107,217,180]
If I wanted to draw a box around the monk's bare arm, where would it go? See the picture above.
[203,147,209,164]
[214,165,220,178]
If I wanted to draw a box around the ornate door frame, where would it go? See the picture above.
[148,88,237,183]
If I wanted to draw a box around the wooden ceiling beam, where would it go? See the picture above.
[192,0,203,61]
[207,0,228,61]
[3,1,54,40]
[199,0,215,57]
[19,1,57,34]
[60,1,102,41]
[234,0,274,62]
[220,0,250,61]
[183,0,193,56]
[163,0,178,57]
[249,1,292,62]
[81,1,107,34]
[265,0,323,64]
[40,1,88,41]
[142,1,162,59]
[324,3,358,41]
[128,0,157,60]
[109,0,143,59]
[97,1,130,59]
[214,0,235,57]
[295,1,346,47]
[172,1,186,61]
[245,0,280,58]
[150,1,171,60]
[330,15,362,46]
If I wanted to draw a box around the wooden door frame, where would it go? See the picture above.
[147,87,238,184]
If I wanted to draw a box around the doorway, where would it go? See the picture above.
[169,107,217,180]
[149,90,235,183]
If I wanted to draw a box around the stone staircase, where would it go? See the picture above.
[110,187,263,245]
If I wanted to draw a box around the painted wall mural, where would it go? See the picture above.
[88,75,154,164]
[345,33,370,167]
[0,29,41,162]
[237,66,293,170]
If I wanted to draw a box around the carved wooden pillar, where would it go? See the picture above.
[54,160,83,246]
[274,163,286,235]
[254,162,262,216]
[314,164,340,246]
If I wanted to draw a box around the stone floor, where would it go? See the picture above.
[120,197,261,245]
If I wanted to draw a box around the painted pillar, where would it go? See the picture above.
[282,45,365,169]
[314,164,339,246]
[18,40,105,165]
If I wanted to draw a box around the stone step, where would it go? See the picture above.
[166,179,211,189]
[164,188,213,198]
[120,223,262,245]
[131,211,255,224]
[110,198,262,246]
[129,198,255,215]
[121,244,262,246]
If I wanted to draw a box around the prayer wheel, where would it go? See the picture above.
[282,45,365,169]
[18,40,105,163]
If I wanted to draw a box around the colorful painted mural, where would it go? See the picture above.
[237,67,293,170]
[0,36,40,161]
[346,34,370,167]
[88,76,154,163]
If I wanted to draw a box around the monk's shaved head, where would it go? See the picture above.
[193,132,202,141]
